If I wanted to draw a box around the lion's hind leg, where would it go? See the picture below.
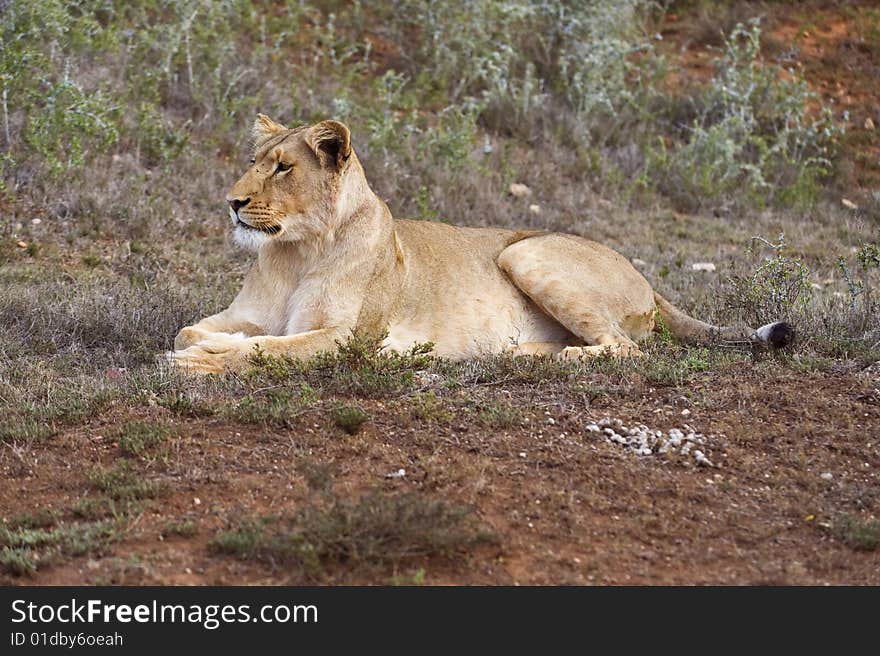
[497,234,653,359]
[559,342,643,361]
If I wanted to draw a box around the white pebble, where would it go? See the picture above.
[509,183,532,198]
[587,417,717,465]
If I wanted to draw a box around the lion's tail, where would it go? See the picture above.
[653,292,793,348]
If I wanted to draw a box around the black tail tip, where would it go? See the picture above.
[754,321,795,349]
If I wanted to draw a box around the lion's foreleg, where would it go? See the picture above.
[170,327,346,374]
[174,312,265,350]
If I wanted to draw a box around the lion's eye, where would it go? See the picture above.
[275,161,292,174]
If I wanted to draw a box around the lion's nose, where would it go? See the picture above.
[229,197,251,212]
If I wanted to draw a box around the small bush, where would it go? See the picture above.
[330,405,368,435]
[451,354,576,386]
[161,519,198,539]
[296,459,338,494]
[115,420,172,457]
[8,508,60,530]
[211,489,494,580]
[725,235,812,328]
[832,515,880,552]
[0,375,117,445]
[308,335,434,398]
[410,392,454,423]
[89,462,165,502]
[647,19,841,211]
[247,333,435,399]
[0,547,38,577]
[0,521,119,576]
[476,401,522,429]
[232,385,318,427]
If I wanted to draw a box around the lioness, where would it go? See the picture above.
[170,115,792,374]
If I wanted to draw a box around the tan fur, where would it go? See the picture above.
[170,118,750,374]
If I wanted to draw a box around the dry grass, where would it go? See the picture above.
[210,489,495,581]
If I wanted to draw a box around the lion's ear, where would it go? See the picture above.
[252,114,288,144]
[305,120,352,169]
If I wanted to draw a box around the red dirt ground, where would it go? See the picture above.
[2,366,878,585]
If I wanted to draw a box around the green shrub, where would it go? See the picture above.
[726,235,812,327]
[115,420,172,457]
[330,405,369,435]
[648,19,841,211]
[0,1,845,214]
[832,515,880,552]
[247,333,435,399]
[24,77,120,175]
[232,384,318,427]
[0,520,119,576]
[89,462,164,502]
[211,489,494,579]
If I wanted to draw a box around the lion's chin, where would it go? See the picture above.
[232,224,272,251]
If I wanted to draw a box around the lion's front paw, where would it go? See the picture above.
[168,336,247,374]
[174,326,211,351]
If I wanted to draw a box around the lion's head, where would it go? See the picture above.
[226,115,359,249]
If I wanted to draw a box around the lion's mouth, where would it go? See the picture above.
[233,215,282,235]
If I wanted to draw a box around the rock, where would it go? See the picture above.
[866,117,875,131]
[414,370,442,386]
[31,218,42,226]
[691,262,716,272]
[841,198,858,210]
[509,183,532,198]
[386,468,406,479]
[631,258,648,268]
[820,472,833,480]
[16,240,27,249]
[528,204,541,215]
